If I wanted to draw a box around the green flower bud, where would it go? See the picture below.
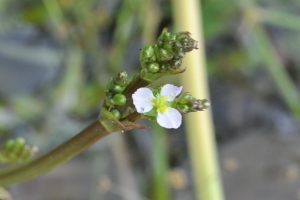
[158,48,172,61]
[111,109,121,120]
[142,45,155,59]
[112,85,124,93]
[4,139,14,151]
[170,59,182,69]
[201,99,210,109]
[177,93,195,104]
[12,137,25,152]
[190,101,199,111]
[113,94,126,106]
[175,50,185,58]
[106,91,113,98]
[177,105,189,113]
[138,29,198,82]
[118,71,127,80]
[1,138,38,164]
[106,78,114,90]
[169,33,176,41]
[114,71,128,86]
[196,100,203,110]
[175,32,198,52]
[147,62,160,73]
[108,97,115,105]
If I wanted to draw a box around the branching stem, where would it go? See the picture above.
[0,120,111,186]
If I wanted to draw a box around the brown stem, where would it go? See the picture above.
[0,120,111,186]
[119,74,151,113]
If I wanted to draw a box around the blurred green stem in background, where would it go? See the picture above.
[257,8,300,31]
[171,0,225,200]
[0,187,12,200]
[109,0,142,73]
[240,0,300,120]
[43,0,63,28]
[150,122,171,200]
[51,46,83,110]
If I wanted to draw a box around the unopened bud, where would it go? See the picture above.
[158,48,172,61]
[177,93,195,104]
[12,137,25,152]
[111,109,121,120]
[177,105,189,113]
[113,94,126,106]
[112,85,124,94]
[201,99,210,109]
[147,62,160,73]
[4,139,14,151]
[114,71,128,86]
[142,45,155,59]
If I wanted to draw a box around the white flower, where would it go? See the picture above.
[132,84,182,129]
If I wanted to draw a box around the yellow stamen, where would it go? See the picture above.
[152,95,168,113]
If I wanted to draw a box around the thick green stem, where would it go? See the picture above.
[172,1,225,200]
[240,0,300,120]
[150,122,170,200]
[0,120,111,186]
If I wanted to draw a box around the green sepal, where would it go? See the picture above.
[140,69,162,82]
[104,94,115,107]
[144,108,158,117]
[151,86,162,96]
[99,107,127,132]
[141,114,156,121]
[111,109,121,120]
[99,107,146,132]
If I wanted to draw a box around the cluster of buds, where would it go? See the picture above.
[140,28,198,82]
[105,71,129,119]
[176,93,210,114]
[99,29,209,130]
[0,137,38,164]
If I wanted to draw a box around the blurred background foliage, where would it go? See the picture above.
[1,0,300,199]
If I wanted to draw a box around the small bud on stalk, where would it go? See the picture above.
[139,28,198,82]
[0,137,38,164]
[176,93,210,114]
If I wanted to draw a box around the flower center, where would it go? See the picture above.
[151,95,168,113]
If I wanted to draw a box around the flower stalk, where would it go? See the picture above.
[0,120,108,186]
[0,28,207,187]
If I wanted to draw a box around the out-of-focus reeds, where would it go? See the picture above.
[171,0,225,200]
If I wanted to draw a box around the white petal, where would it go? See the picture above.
[157,107,182,129]
[132,88,154,113]
[160,84,182,101]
